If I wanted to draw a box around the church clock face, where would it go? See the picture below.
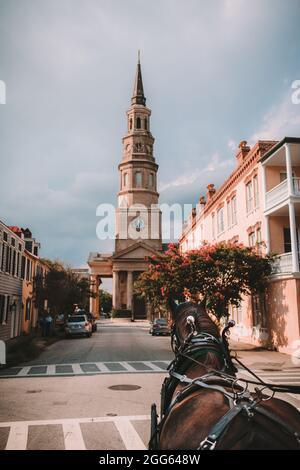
[132,216,145,232]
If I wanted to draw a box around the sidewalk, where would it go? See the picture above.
[229,339,299,370]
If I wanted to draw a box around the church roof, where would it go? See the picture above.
[131,52,146,106]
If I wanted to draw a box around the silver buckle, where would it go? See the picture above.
[199,436,217,450]
[180,374,187,383]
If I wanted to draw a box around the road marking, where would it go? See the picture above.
[0,415,150,450]
[114,417,146,450]
[95,362,110,373]
[72,364,84,375]
[47,365,56,375]
[62,421,86,450]
[143,361,166,371]
[0,361,171,378]
[16,366,31,377]
[119,362,138,372]
[5,423,28,450]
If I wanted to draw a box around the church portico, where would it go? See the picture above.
[88,56,162,320]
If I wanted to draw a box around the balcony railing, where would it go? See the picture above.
[272,252,300,274]
[265,177,300,211]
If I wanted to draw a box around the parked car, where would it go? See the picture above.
[149,318,170,336]
[55,313,65,329]
[65,314,92,338]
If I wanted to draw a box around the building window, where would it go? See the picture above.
[232,196,237,225]
[123,173,128,188]
[253,175,259,208]
[246,181,253,213]
[231,304,243,324]
[25,298,31,321]
[283,228,291,253]
[227,200,231,228]
[217,207,224,234]
[249,232,256,247]
[21,255,26,279]
[144,118,148,130]
[11,238,15,247]
[3,232,8,242]
[129,118,132,130]
[0,295,5,323]
[136,117,141,129]
[252,293,267,328]
[5,246,11,273]
[135,172,142,188]
[212,213,215,239]
[1,295,10,324]
[148,173,154,188]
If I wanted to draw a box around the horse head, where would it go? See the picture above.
[168,298,220,348]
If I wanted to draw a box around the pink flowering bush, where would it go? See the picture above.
[134,242,275,321]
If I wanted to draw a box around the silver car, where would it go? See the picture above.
[65,314,92,338]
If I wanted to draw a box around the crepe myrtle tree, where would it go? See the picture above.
[134,242,275,321]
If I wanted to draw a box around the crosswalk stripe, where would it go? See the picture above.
[47,365,56,375]
[5,423,28,450]
[113,417,146,450]
[16,366,31,377]
[95,362,110,373]
[143,361,165,371]
[119,362,138,372]
[72,364,84,375]
[62,421,86,450]
[0,415,151,450]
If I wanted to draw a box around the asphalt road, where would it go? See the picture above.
[1,320,300,450]
[22,321,174,366]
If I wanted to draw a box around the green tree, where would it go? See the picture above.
[100,289,112,314]
[134,242,275,321]
[33,260,94,318]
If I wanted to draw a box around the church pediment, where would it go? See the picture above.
[113,241,158,260]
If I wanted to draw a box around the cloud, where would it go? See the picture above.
[250,90,300,143]
[159,153,235,194]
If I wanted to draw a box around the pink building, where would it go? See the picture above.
[179,137,300,355]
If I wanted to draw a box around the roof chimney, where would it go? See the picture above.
[206,184,216,201]
[236,140,250,165]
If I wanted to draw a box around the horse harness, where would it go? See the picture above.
[149,319,300,450]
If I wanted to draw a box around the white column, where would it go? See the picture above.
[264,215,271,254]
[261,164,267,209]
[288,201,299,272]
[126,271,133,310]
[112,271,118,309]
[285,143,294,196]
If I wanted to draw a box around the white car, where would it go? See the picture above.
[65,314,92,338]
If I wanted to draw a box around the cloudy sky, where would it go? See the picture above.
[1,0,300,270]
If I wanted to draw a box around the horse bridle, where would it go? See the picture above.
[149,314,300,450]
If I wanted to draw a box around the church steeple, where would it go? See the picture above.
[131,51,146,106]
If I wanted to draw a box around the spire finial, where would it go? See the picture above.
[138,50,140,64]
[131,52,146,106]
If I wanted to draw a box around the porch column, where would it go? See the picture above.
[288,201,299,272]
[285,143,294,196]
[127,271,133,310]
[261,163,267,209]
[89,275,100,318]
[264,215,271,254]
[112,271,119,309]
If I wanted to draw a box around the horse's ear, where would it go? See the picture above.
[168,298,178,317]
